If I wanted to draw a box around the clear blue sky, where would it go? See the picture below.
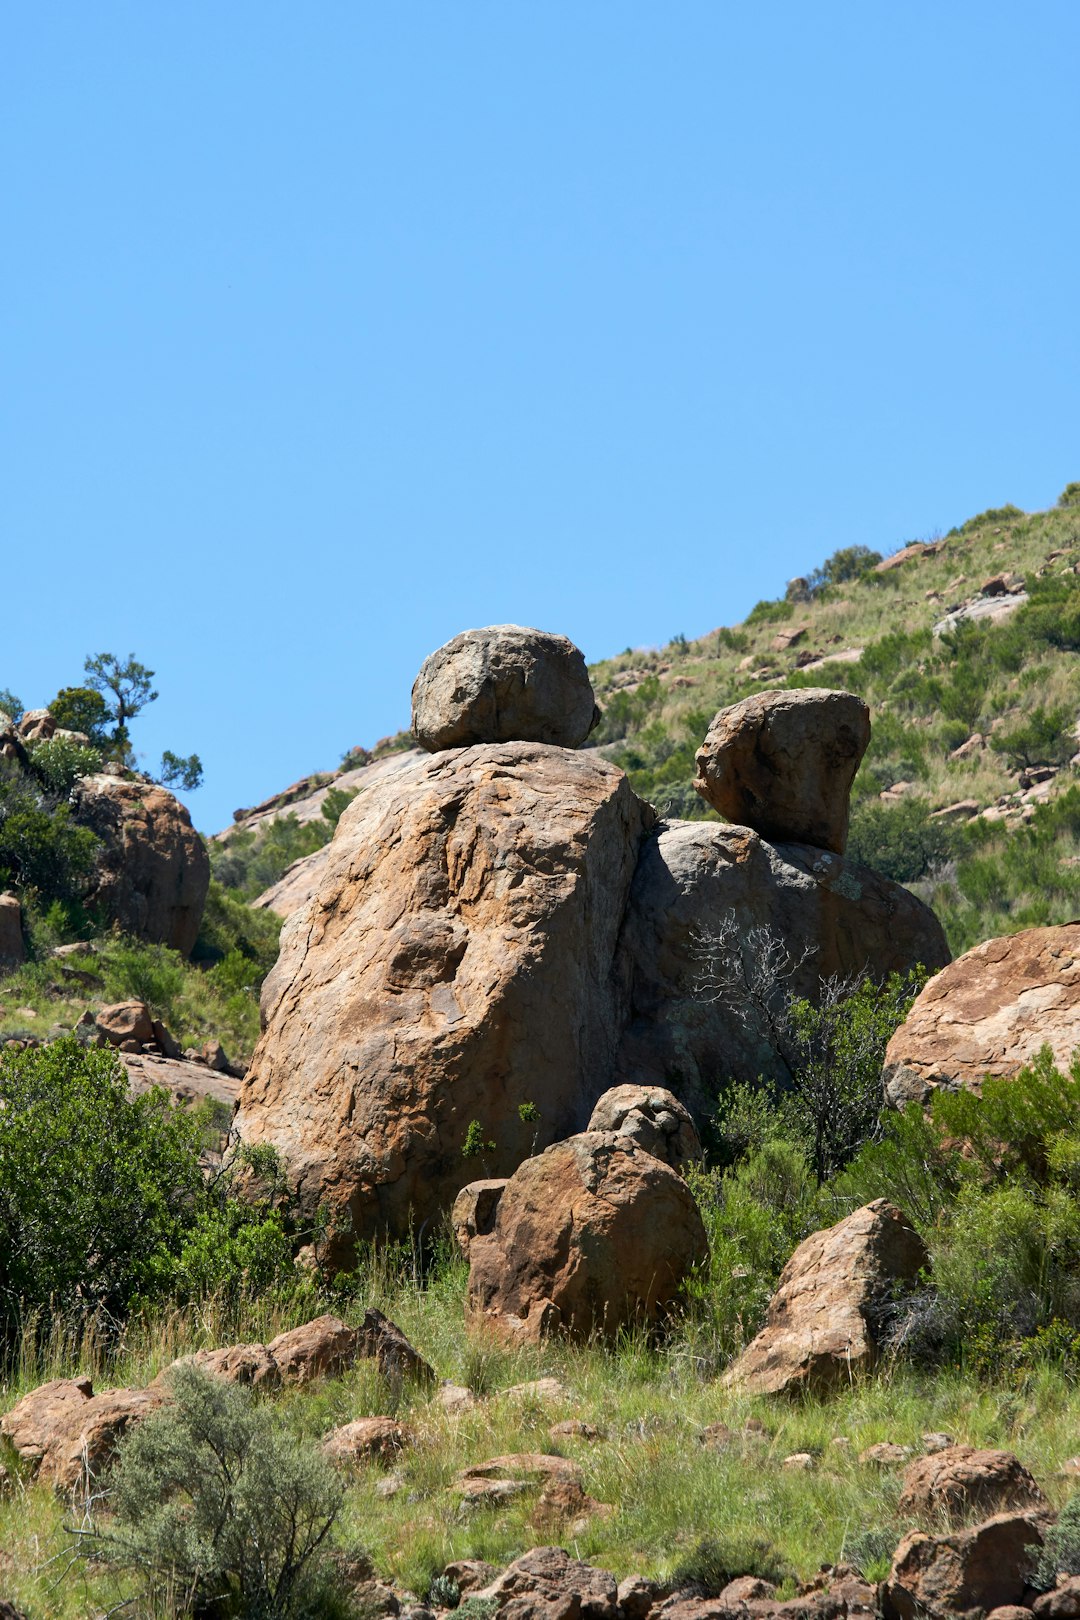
[4,3,1079,832]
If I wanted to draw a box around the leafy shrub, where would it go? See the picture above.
[847,798,956,883]
[0,760,99,905]
[101,938,187,1012]
[743,597,794,627]
[809,544,882,588]
[1059,482,1080,509]
[670,1533,789,1595]
[1034,1492,1080,1586]
[48,684,110,744]
[25,734,103,795]
[0,688,23,721]
[957,503,1024,532]
[91,1363,345,1619]
[990,704,1075,770]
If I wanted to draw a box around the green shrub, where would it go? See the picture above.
[809,544,882,588]
[25,734,103,795]
[1034,1492,1080,1586]
[847,798,956,883]
[48,684,110,744]
[0,688,23,721]
[990,704,1075,770]
[90,1363,345,1619]
[744,597,794,627]
[0,760,99,905]
[1059,482,1080,509]
[101,938,187,1012]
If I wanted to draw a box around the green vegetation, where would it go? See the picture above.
[210,788,357,903]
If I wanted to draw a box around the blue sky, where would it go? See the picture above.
[4,3,1079,831]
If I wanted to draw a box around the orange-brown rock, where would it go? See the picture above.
[475,1546,618,1620]
[884,925,1080,1106]
[453,1179,509,1257]
[411,625,599,751]
[1034,1577,1080,1619]
[265,1314,369,1384]
[882,1513,1045,1620]
[615,822,949,1110]
[585,1084,701,1172]
[94,1000,156,1047]
[466,1131,708,1345]
[0,1377,95,1470]
[72,775,210,956]
[323,1417,409,1465]
[236,744,653,1257]
[0,1376,165,1492]
[898,1446,1048,1525]
[693,689,870,853]
[722,1201,927,1395]
[160,1341,281,1389]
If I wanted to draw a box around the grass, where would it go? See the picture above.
[3,1252,1079,1617]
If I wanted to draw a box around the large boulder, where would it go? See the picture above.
[882,1513,1045,1620]
[465,1130,708,1345]
[693,689,870,853]
[884,925,1080,1106]
[72,775,210,956]
[235,744,652,1260]
[615,821,950,1112]
[585,1084,701,1172]
[411,626,599,751]
[722,1200,927,1395]
[0,891,24,971]
[0,1376,165,1493]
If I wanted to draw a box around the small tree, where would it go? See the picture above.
[84,652,158,762]
[48,685,111,746]
[693,913,924,1180]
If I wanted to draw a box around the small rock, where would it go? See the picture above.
[437,1382,478,1415]
[323,1417,409,1466]
[1033,1575,1080,1619]
[500,1377,571,1403]
[550,1419,601,1442]
[860,1442,913,1466]
[699,1421,735,1450]
[783,1452,815,1469]
[719,1577,778,1603]
[922,1432,954,1454]
[442,1561,498,1596]
[617,1574,661,1620]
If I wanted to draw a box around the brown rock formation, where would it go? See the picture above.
[72,775,210,955]
[323,1417,409,1465]
[411,625,599,751]
[465,1130,708,1345]
[585,1084,701,1173]
[882,1513,1045,1620]
[884,925,1080,1105]
[236,744,652,1258]
[693,689,871,853]
[615,821,949,1111]
[898,1446,1048,1525]
[722,1200,927,1395]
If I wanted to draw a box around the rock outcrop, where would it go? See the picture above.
[882,1513,1045,1620]
[693,689,870,853]
[884,925,1080,1105]
[723,1200,927,1395]
[236,744,652,1258]
[465,1130,708,1344]
[0,891,24,970]
[72,775,210,956]
[585,1084,701,1172]
[615,821,949,1111]
[411,626,599,752]
[898,1446,1048,1525]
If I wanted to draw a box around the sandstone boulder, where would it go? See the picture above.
[898,1446,1048,1525]
[615,821,949,1112]
[723,1200,927,1395]
[0,1376,165,1492]
[453,1179,509,1257]
[586,1084,701,1172]
[235,744,652,1258]
[95,1000,156,1047]
[0,891,24,970]
[17,708,55,741]
[882,1513,1045,1620]
[72,775,210,956]
[466,1130,708,1345]
[693,689,870,853]
[884,925,1080,1105]
[323,1417,409,1465]
[412,626,599,752]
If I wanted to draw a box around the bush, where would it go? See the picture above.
[48,685,110,745]
[1034,1492,1080,1587]
[809,544,882,588]
[847,798,957,884]
[743,597,794,627]
[0,760,99,905]
[0,1039,206,1332]
[25,734,103,795]
[1059,482,1080,509]
[90,1363,346,1619]
[990,704,1075,770]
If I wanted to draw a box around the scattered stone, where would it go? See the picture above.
[475,1546,618,1620]
[693,688,871,854]
[17,708,56,741]
[550,1419,601,1442]
[884,924,1080,1106]
[949,733,985,761]
[1033,1576,1080,1619]
[922,1433,954,1454]
[0,1376,166,1493]
[466,1131,708,1345]
[443,1561,499,1596]
[501,1378,570,1404]
[898,1446,1048,1525]
[699,1421,735,1450]
[859,1442,912,1466]
[323,1417,409,1466]
[585,1085,701,1173]
[618,1574,662,1620]
[354,1308,436,1385]
[202,1039,229,1072]
[882,1512,1045,1620]
[934,592,1029,636]
[437,1382,478,1415]
[723,1201,927,1396]
[772,627,807,652]
[783,1452,815,1469]
[875,541,942,573]
[981,572,1026,596]
[412,625,599,751]
[929,800,980,822]
[532,1476,610,1534]
[457,1476,528,1504]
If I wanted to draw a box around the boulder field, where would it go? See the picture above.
[234,626,950,1260]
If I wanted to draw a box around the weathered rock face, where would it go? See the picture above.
[412,626,599,752]
[585,1084,701,1172]
[615,821,950,1112]
[723,1200,927,1395]
[693,689,871,853]
[236,745,652,1259]
[72,775,210,956]
[465,1131,709,1345]
[884,925,1080,1106]
[0,890,24,970]
[898,1446,1048,1525]
[882,1513,1045,1620]
[453,1179,510,1257]
[0,1376,166,1493]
